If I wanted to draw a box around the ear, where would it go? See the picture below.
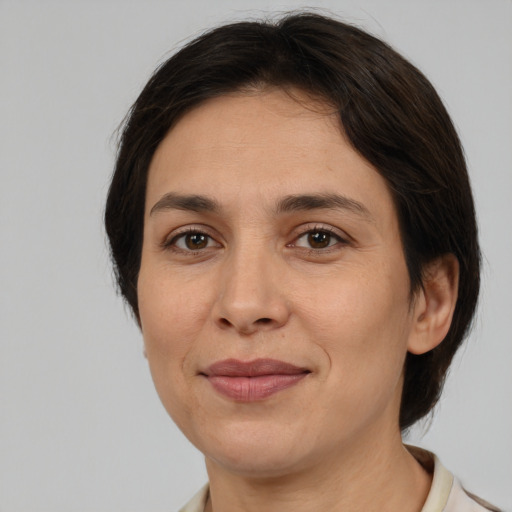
[407,254,459,355]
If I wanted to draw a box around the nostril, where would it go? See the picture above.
[219,318,232,328]
[216,316,279,333]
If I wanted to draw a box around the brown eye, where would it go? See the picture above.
[307,231,331,249]
[293,228,345,251]
[170,230,218,251]
[185,233,208,250]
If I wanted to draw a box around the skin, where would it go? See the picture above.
[138,88,459,512]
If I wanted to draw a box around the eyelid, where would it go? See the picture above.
[162,225,222,251]
[289,223,351,248]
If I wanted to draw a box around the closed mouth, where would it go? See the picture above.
[201,358,310,401]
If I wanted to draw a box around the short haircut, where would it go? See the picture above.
[105,12,480,430]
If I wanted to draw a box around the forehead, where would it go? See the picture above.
[146,88,396,224]
[152,88,342,168]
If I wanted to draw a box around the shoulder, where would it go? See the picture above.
[178,483,209,512]
[446,481,502,512]
[408,446,501,512]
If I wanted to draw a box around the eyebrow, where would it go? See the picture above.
[150,193,220,216]
[150,191,373,221]
[275,193,373,221]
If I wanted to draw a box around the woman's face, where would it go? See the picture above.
[138,89,422,477]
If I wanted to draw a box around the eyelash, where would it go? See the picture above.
[290,225,349,253]
[162,224,349,256]
[162,227,220,255]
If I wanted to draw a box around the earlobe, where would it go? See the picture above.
[407,254,459,355]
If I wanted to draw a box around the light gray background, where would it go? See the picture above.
[1,0,511,510]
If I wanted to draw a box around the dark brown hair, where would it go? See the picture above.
[105,13,480,430]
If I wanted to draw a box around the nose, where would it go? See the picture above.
[213,248,291,335]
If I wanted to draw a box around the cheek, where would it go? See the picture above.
[297,263,412,388]
[137,268,215,411]
[138,265,213,350]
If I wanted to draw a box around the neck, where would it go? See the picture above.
[204,426,431,512]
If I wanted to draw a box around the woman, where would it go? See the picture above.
[105,13,498,512]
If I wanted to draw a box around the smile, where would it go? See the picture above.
[202,358,311,401]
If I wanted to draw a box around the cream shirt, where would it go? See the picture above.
[178,449,498,512]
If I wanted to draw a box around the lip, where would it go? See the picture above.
[201,358,310,402]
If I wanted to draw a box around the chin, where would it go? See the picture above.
[206,420,333,480]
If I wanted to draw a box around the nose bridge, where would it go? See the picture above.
[214,236,289,333]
